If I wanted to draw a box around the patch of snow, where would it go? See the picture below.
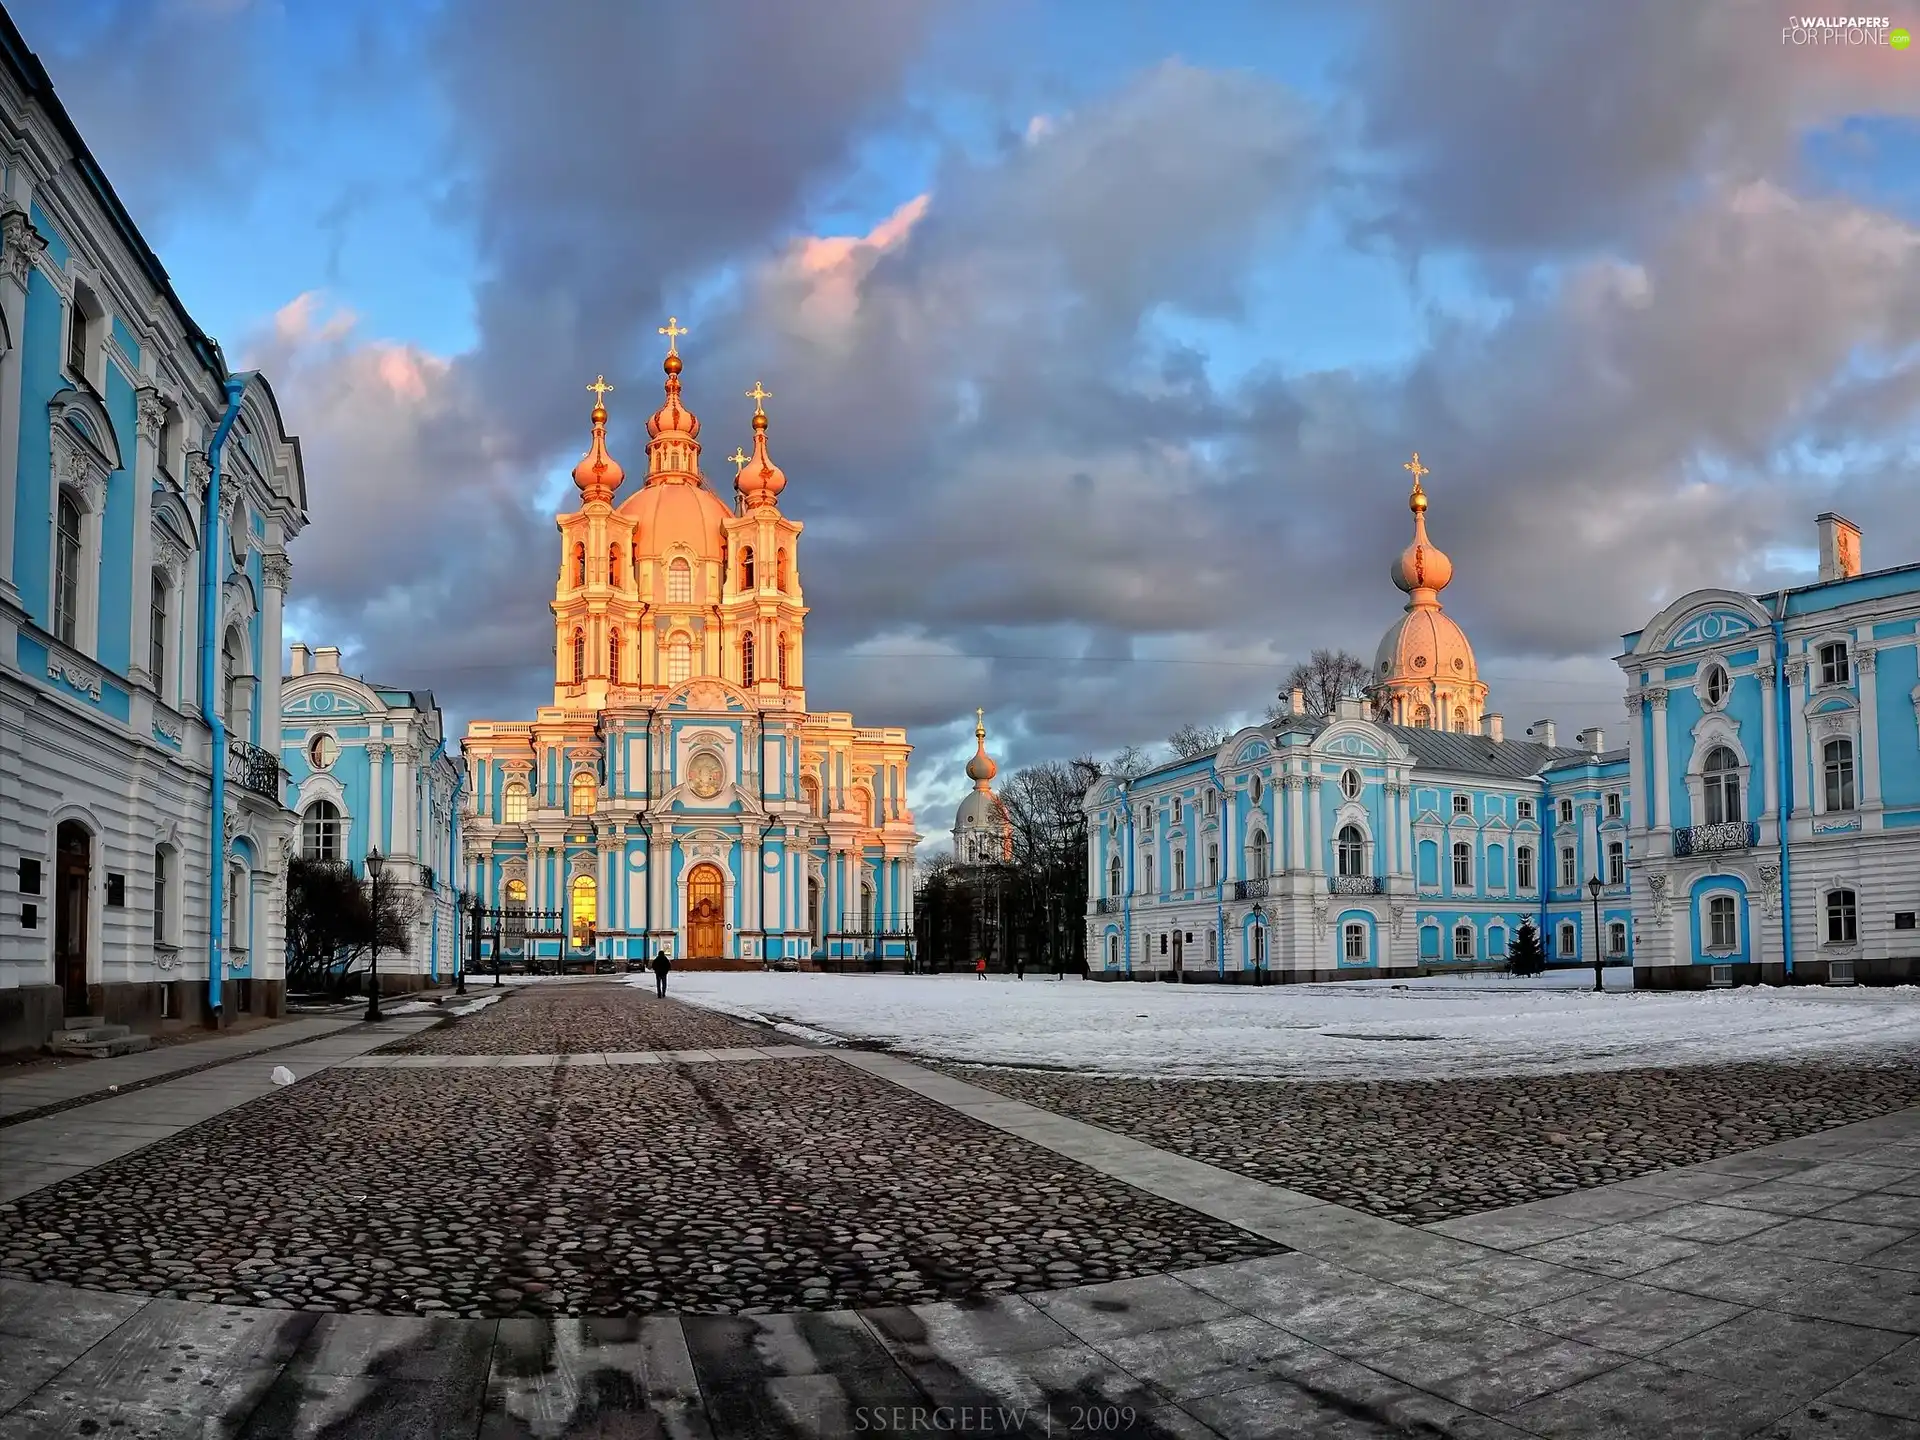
[666,972,1920,1080]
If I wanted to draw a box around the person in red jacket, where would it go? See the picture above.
[976,955,987,979]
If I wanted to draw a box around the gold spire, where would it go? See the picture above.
[965,708,997,787]
[727,446,749,472]
[1403,450,1430,514]
[657,316,687,357]
[975,706,986,739]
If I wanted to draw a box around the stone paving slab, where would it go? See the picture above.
[381,982,777,1055]
[333,1045,810,1070]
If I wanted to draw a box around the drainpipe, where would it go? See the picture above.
[1122,779,1133,978]
[429,736,452,983]
[1209,762,1226,978]
[1537,774,1552,954]
[199,375,248,1019]
[1772,603,1796,980]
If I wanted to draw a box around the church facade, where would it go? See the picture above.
[459,334,919,968]
[1083,457,1632,982]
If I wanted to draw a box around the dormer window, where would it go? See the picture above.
[1451,793,1470,816]
[1818,641,1850,687]
[1703,663,1729,708]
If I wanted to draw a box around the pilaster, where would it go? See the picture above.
[1857,644,1882,816]
[0,202,49,608]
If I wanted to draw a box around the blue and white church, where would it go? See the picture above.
[1083,457,1632,982]
[280,645,464,987]
[1621,512,1920,987]
[1,11,308,1047]
[460,335,920,968]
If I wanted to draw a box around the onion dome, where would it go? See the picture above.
[964,708,998,786]
[619,320,732,560]
[736,382,787,508]
[1372,451,1484,729]
[570,375,625,503]
[1389,452,1453,598]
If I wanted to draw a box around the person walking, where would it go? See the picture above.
[1014,953,1025,980]
[652,948,671,998]
[976,955,987,980]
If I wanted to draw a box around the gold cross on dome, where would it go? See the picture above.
[728,446,750,472]
[658,316,687,355]
[1403,451,1430,487]
[746,381,771,416]
[587,375,613,407]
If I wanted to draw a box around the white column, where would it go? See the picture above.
[1648,689,1671,831]
[366,742,387,855]
[392,745,414,859]
[746,831,763,945]
[1309,779,1325,874]
[1224,791,1239,884]
[127,388,163,687]
[1583,801,1600,888]
[0,202,48,605]
[1287,777,1306,871]
[259,549,288,755]
[1757,667,1779,822]
[1858,645,1882,811]
[1788,660,1813,818]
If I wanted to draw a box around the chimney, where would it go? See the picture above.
[1481,713,1504,743]
[1577,726,1605,754]
[1291,687,1306,716]
[1817,512,1861,583]
[1526,719,1556,748]
[1336,694,1364,720]
[313,646,343,675]
[288,643,309,678]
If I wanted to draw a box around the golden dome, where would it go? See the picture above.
[964,708,998,785]
[569,377,625,503]
[1373,451,1485,730]
[736,402,787,508]
[621,330,730,558]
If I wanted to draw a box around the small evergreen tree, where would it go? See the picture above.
[1507,917,1547,976]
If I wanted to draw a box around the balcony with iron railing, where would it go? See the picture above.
[1328,875,1384,895]
[227,737,283,800]
[1673,821,1758,856]
[1233,877,1269,901]
[1095,897,1116,914]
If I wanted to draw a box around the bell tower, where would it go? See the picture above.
[718,381,809,707]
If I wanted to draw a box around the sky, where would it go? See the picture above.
[17,0,1920,848]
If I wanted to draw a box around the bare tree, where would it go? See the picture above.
[1267,648,1375,720]
[1106,743,1154,779]
[285,857,418,997]
[1167,722,1229,759]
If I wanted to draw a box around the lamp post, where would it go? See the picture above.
[492,917,503,988]
[459,891,475,996]
[365,847,385,1021]
[1587,874,1605,994]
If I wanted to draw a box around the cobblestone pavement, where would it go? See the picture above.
[0,1057,1276,1318]
[382,980,774,1055]
[938,1047,1920,1223]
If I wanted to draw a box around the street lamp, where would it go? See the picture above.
[459,891,475,996]
[1587,875,1605,994]
[365,847,385,1021]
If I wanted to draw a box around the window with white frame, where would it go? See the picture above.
[1707,894,1738,950]
[1142,804,1153,832]
[503,782,529,824]
[1172,797,1182,824]
[667,557,692,603]
[301,800,342,861]
[1558,920,1576,957]
[1559,798,1574,824]
[1108,856,1121,897]
[308,733,338,771]
[571,773,597,815]
[1516,845,1535,889]
[1143,855,1154,894]
[1207,843,1219,886]
[1823,739,1856,812]
[1247,831,1268,877]
[1703,746,1742,825]
[667,632,692,685]
[227,862,251,959]
[1703,663,1729,708]
[1517,798,1534,820]
[1607,840,1625,886]
[1341,768,1362,800]
[1818,641,1850,687]
[222,627,248,733]
[1606,791,1621,819]
[1451,840,1471,887]
[1338,825,1366,878]
[1608,921,1627,955]
[67,281,101,387]
[153,846,171,944]
[1173,849,1186,891]
[1206,789,1217,817]
[1251,926,1266,966]
[1825,889,1857,945]
[1454,924,1475,960]
[1559,845,1576,887]
[1452,793,1470,816]
[1343,922,1366,963]
[148,569,170,694]
[54,491,82,646]
[1108,935,1119,968]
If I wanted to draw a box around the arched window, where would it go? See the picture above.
[1452,840,1472,887]
[777,549,789,590]
[570,874,597,946]
[228,861,251,960]
[1608,921,1627,956]
[506,878,527,906]
[1413,703,1432,728]
[778,633,789,686]
[1703,747,1742,825]
[667,557,692,603]
[1173,849,1186,890]
[741,547,755,589]
[1707,895,1737,949]
[301,800,341,861]
[1454,706,1467,731]
[1109,934,1119,968]
[503,782,528,824]
[1336,825,1365,878]
[571,628,585,684]
[571,772,597,815]
[1108,856,1121,896]
[149,570,170,695]
[574,542,587,587]
[1823,739,1856,812]
[1248,831,1269,878]
[667,632,692,685]
[802,775,821,816]
[741,632,756,685]
[1607,839,1624,885]
[1343,922,1367,963]
[1454,924,1475,960]
[609,628,620,685]
[54,491,84,641]
[153,846,171,943]
[1488,925,1506,957]
[1558,920,1577,957]
[222,627,246,731]
[1825,888,1857,944]
[1516,844,1535,889]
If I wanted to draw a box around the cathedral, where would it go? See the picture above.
[459,329,920,967]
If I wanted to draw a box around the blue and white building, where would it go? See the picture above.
[1622,513,1920,987]
[280,646,463,987]
[1082,459,1633,981]
[0,14,307,1046]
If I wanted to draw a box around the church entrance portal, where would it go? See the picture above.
[56,822,91,1015]
[687,863,725,959]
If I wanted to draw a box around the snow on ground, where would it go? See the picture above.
[659,970,1920,1080]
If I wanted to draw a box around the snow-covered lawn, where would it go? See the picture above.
[659,970,1920,1080]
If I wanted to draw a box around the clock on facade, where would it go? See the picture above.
[688,753,724,798]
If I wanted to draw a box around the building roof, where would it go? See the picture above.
[1377,724,1595,781]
